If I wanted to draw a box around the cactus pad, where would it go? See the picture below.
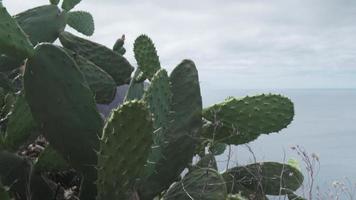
[194,154,218,170]
[134,35,161,81]
[202,94,294,145]
[59,31,134,85]
[0,7,34,59]
[66,50,116,104]
[15,5,66,45]
[140,60,202,199]
[97,100,153,200]
[124,68,144,101]
[0,151,31,200]
[62,0,81,11]
[24,43,103,200]
[223,162,304,196]
[3,94,39,151]
[66,11,94,36]
[143,69,172,176]
[0,54,23,72]
[163,168,227,200]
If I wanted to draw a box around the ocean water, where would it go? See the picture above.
[201,88,356,194]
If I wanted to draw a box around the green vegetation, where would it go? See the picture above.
[0,0,305,199]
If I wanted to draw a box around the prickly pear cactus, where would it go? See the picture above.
[2,94,39,151]
[0,182,10,200]
[223,162,304,196]
[124,68,144,101]
[66,50,117,104]
[140,60,202,199]
[134,35,161,81]
[143,69,172,176]
[0,7,34,59]
[59,31,134,85]
[0,151,31,200]
[163,168,227,200]
[113,35,126,55]
[24,43,103,200]
[66,11,94,36]
[0,54,24,72]
[62,0,81,11]
[97,100,153,200]
[49,0,60,5]
[194,153,218,170]
[202,94,294,145]
[15,5,66,45]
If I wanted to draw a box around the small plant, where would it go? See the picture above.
[0,1,305,200]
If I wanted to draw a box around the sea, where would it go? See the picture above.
[201,88,356,197]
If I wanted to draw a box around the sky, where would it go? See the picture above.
[4,0,356,89]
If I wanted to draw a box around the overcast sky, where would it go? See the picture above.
[4,0,356,89]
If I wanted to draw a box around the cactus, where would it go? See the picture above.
[139,60,203,199]
[49,0,60,5]
[66,11,95,36]
[0,151,31,200]
[194,153,218,171]
[134,35,161,81]
[223,162,304,196]
[97,100,153,200]
[113,34,126,55]
[2,93,39,151]
[0,182,10,200]
[24,43,103,200]
[0,7,34,59]
[59,31,134,85]
[62,0,81,11]
[163,168,227,200]
[0,54,24,72]
[14,5,66,45]
[202,94,294,145]
[124,67,145,101]
[0,1,306,198]
[143,69,172,176]
[66,50,117,104]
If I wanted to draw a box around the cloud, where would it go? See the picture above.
[4,0,356,89]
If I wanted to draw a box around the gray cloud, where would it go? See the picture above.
[4,0,356,89]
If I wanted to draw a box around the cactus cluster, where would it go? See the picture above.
[0,1,306,200]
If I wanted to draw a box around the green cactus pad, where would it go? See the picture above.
[97,100,153,200]
[143,69,172,176]
[0,151,31,200]
[49,0,60,5]
[0,182,10,200]
[59,31,134,85]
[15,5,66,45]
[194,154,218,170]
[66,50,116,104]
[113,35,126,55]
[0,7,34,59]
[0,73,14,93]
[163,168,227,200]
[202,94,294,145]
[124,68,144,101]
[140,60,202,199]
[24,43,103,200]
[210,142,227,156]
[134,35,161,81]
[2,94,39,151]
[62,0,81,11]
[0,54,23,72]
[223,162,304,196]
[66,11,94,36]
[34,146,69,172]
